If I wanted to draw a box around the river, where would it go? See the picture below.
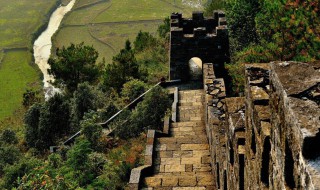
[33,0,76,99]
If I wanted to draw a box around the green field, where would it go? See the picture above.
[53,0,203,64]
[0,0,60,124]
[0,51,40,120]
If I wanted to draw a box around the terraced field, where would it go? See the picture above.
[0,0,59,124]
[53,0,204,63]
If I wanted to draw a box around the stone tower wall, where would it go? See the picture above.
[170,11,229,81]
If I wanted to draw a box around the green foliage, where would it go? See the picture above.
[0,145,21,176]
[24,103,42,149]
[81,112,103,148]
[121,79,148,104]
[225,0,260,51]
[48,43,102,93]
[157,17,170,39]
[66,140,92,172]
[103,40,147,92]
[115,86,171,139]
[134,31,157,52]
[70,82,105,129]
[2,157,42,189]
[22,89,42,108]
[256,0,320,61]
[48,153,63,169]
[1,129,18,145]
[204,0,226,16]
[25,94,70,150]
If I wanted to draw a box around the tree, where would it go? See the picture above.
[134,31,156,52]
[204,0,226,16]
[1,129,18,144]
[48,43,102,93]
[81,112,103,148]
[24,103,42,148]
[225,0,261,51]
[157,17,170,39]
[121,79,148,104]
[70,82,104,129]
[114,86,171,138]
[22,89,41,108]
[103,40,145,92]
[25,94,70,150]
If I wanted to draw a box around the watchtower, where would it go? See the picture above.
[169,11,229,81]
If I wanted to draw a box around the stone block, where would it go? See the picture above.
[197,175,214,186]
[201,155,211,164]
[173,150,193,158]
[178,176,197,186]
[181,144,209,150]
[162,176,179,186]
[144,177,162,187]
[167,144,180,151]
[160,151,173,158]
[165,165,186,172]
[181,157,202,164]
[161,158,181,165]
[186,164,193,172]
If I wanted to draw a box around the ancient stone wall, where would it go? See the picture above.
[203,63,227,189]
[170,11,229,81]
[203,61,320,189]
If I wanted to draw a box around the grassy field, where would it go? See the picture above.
[0,0,60,128]
[53,0,203,64]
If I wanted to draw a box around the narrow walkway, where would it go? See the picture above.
[142,89,214,190]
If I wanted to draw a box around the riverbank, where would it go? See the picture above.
[33,0,76,99]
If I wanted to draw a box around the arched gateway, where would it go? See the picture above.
[169,11,230,81]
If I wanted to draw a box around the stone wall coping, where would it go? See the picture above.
[172,87,179,122]
[128,129,155,189]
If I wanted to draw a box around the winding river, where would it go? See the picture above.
[33,0,76,99]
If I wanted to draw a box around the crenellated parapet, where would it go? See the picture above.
[170,11,229,81]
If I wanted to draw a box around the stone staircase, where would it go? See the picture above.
[141,89,214,190]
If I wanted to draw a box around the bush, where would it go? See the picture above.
[121,79,148,104]
[2,157,42,189]
[115,86,171,139]
[1,129,18,144]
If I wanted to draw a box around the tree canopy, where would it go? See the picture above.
[48,43,102,93]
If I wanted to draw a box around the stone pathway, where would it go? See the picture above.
[142,89,214,190]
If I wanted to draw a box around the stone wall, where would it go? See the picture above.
[203,63,227,189]
[203,61,320,189]
[170,11,229,81]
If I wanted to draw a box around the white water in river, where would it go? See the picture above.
[33,0,76,99]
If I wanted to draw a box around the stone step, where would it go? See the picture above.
[178,102,204,106]
[156,136,208,145]
[155,143,210,152]
[142,187,213,190]
[170,130,206,137]
[171,121,205,128]
[143,172,214,188]
[178,116,204,122]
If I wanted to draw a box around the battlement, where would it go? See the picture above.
[169,11,229,81]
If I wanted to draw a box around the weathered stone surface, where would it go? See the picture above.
[162,176,179,186]
[165,165,186,172]
[144,177,162,187]
[181,144,209,150]
[179,176,197,186]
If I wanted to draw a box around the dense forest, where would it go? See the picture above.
[0,0,319,189]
